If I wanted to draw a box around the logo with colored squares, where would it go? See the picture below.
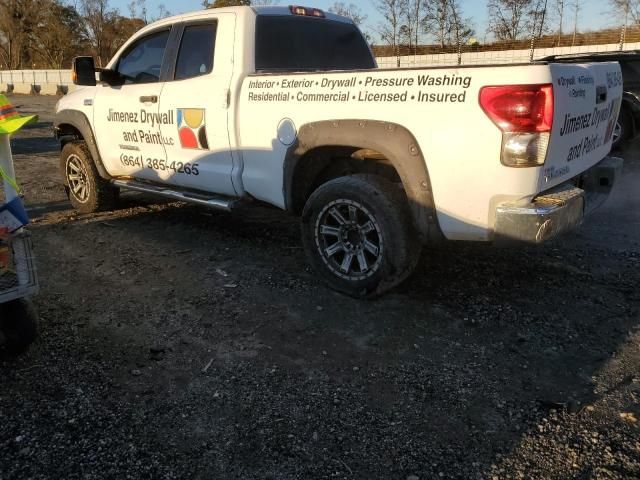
[177,108,209,150]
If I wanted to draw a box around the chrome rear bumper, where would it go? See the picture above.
[494,156,624,245]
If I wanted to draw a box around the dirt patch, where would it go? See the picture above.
[1,94,639,479]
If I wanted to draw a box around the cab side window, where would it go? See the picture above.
[117,30,170,84]
[174,23,217,81]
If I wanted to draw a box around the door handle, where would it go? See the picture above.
[139,95,158,104]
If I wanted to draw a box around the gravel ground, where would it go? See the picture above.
[0,94,639,480]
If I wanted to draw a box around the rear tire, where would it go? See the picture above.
[61,141,118,213]
[0,299,38,355]
[301,174,421,298]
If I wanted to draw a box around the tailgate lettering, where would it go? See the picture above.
[560,112,591,136]
[559,100,615,137]
[566,133,603,162]
[607,71,622,89]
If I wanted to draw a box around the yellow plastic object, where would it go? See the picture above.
[0,94,38,135]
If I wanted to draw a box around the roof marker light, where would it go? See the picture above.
[289,5,325,17]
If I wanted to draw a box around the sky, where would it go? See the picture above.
[109,0,618,43]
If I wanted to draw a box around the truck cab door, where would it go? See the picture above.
[92,27,172,181]
[157,14,236,196]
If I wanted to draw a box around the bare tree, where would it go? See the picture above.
[528,0,549,38]
[374,0,405,62]
[572,0,580,45]
[398,0,423,55]
[449,0,474,45]
[328,2,367,25]
[80,0,113,66]
[155,4,170,19]
[128,0,147,23]
[609,0,640,24]
[424,0,450,48]
[410,0,423,51]
[424,0,473,49]
[130,0,171,23]
[329,2,371,42]
[555,0,565,43]
[487,0,534,41]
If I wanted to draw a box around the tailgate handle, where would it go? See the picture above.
[596,86,607,104]
[139,95,158,104]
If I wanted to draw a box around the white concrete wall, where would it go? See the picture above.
[2,42,639,95]
[0,70,77,95]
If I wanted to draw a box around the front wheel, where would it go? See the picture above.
[61,141,119,213]
[301,175,421,298]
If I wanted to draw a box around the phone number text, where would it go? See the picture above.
[120,154,200,176]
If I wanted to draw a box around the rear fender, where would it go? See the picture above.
[284,119,442,242]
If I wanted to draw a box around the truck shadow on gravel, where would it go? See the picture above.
[10,135,60,156]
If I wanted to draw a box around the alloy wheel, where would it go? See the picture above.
[314,199,384,281]
[66,154,90,203]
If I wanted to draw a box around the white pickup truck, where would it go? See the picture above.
[54,5,623,297]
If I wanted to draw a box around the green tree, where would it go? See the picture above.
[80,0,145,67]
[0,0,43,68]
[80,0,118,66]
[32,1,89,68]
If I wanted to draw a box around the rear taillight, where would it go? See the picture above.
[479,84,554,167]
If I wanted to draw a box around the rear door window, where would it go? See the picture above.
[174,23,218,81]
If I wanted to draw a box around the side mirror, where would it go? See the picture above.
[72,56,97,86]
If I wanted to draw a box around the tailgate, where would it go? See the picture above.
[543,62,622,189]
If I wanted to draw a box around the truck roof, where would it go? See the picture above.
[251,5,352,23]
[538,50,640,62]
[135,5,353,37]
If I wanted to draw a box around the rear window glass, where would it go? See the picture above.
[255,16,375,72]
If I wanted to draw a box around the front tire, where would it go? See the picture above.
[301,175,421,298]
[61,141,118,213]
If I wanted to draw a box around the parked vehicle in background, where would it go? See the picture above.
[540,50,640,149]
[54,5,624,297]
